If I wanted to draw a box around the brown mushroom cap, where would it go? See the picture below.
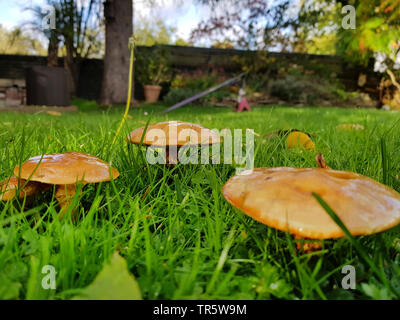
[222,167,400,239]
[127,121,221,147]
[14,152,120,185]
[0,176,40,201]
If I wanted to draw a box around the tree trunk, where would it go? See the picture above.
[100,0,133,106]
[47,31,59,67]
[64,41,78,97]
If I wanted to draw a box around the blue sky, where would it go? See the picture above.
[0,0,37,29]
[0,0,207,42]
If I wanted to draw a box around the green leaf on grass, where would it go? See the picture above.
[72,252,142,300]
[361,283,394,300]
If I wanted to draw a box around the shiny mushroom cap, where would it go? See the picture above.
[0,176,40,201]
[14,152,120,185]
[127,121,222,147]
[222,167,400,239]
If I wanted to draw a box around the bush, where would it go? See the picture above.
[170,73,218,91]
[268,75,342,105]
[135,45,171,86]
[163,87,198,105]
[269,76,305,102]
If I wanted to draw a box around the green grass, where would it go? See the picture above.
[1,101,400,300]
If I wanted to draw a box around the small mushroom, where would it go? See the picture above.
[13,152,120,218]
[127,121,221,165]
[222,166,400,250]
[0,176,42,201]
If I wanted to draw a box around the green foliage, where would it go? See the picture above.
[266,73,373,107]
[71,98,100,112]
[337,0,400,67]
[269,75,332,105]
[304,34,338,55]
[163,87,198,105]
[295,0,341,54]
[134,14,192,47]
[249,264,294,299]
[135,15,176,47]
[296,0,400,69]
[135,45,172,86]
[0,273,23,300]
[165,72,231,105]
[361,282,395,300]
[233,51,276,75]
[171,73,218,91]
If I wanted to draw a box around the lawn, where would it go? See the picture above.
[1,102,400,300]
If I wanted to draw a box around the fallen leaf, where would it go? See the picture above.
[46,111,62,117]
[286,131,315,151]
[336,123,365,131]
[72,252,142,300]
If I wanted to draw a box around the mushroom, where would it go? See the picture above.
[0,176,42,202]
[127,121,221,165]
[222,165,400,251]
[13,152,120,218]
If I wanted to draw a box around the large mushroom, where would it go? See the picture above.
[13,152,120,217]
[0,176,42,202]
[222,164,400,250]
[127,121,221,165]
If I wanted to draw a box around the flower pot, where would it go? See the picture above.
[144,85,162,103]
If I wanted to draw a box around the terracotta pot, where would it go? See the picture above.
[144,85,162,102]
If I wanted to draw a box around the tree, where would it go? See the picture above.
[26,2,62,66]
[25,0,103,94]
[292,0,341,54]
[296,0,400,69]
[211,40,235,49]
[191,0,296,51]
[336,0,400,70]
[0,25,46,56]
[57,0,102,96]
[299,0,400,107]
[100,0,133,106]
[134,15,176,46]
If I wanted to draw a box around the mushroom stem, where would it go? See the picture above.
[55,184,82,220]
[165,147,179,167]
[294,235,323,252]
[315,153,331,169]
